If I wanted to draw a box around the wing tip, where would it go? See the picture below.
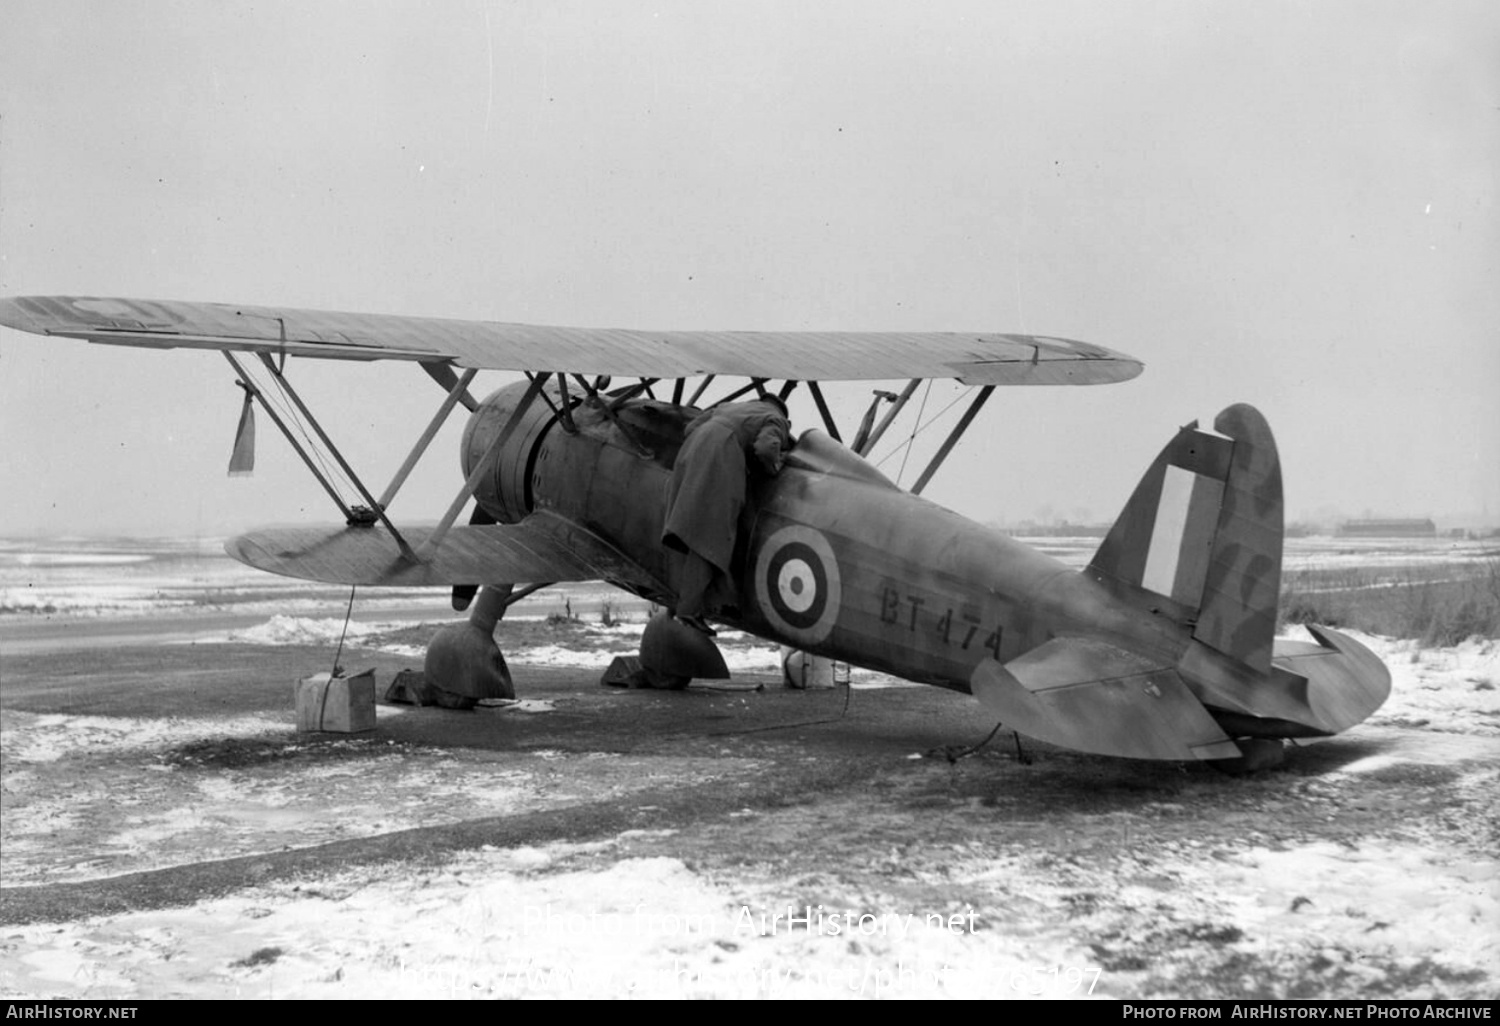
[0,296,41,335]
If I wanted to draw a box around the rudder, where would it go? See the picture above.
[1089,403,1282,673]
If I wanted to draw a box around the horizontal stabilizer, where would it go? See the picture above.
[227,514,660,589]
[1270,625,1391,733]
[1174,624,1392,738]
[970,636,1241,761]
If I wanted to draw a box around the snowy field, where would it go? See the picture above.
[0,536,1495,999]
[0,535,646,620]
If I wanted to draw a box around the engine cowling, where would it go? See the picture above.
[460,381,560,524]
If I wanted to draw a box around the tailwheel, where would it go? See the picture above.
[1208,737,1286,775]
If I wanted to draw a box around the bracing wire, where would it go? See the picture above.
[872,384,975,471]
[263,367,361,501]
[245,359,361,504]
[893,380,933,486]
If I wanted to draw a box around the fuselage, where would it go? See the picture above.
[466,383,1189,693]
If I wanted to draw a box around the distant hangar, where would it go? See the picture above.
[1336,518,1438,538]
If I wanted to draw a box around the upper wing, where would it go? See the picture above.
[0,295,1142,386]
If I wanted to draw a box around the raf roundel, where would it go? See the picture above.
[754,525,841,646]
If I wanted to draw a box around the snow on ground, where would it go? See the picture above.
[1228,841,1497,979]
[1,825,1494,998]
[1281,537,1500,573]
[1341,630,1500,736]
[0,705,661,888]
[224,616,399,647]
[502,631,792,675]
[0,712,291,765]
[212,615,428,660]
[0,850,1105,999]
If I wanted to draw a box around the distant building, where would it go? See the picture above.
[1336,518,1437,538]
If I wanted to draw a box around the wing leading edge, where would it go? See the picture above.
[0,295,1142,386]
[227,514,664,591]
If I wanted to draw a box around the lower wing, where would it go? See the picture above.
[227,513,662,591]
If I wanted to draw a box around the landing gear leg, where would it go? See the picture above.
[636,610,730,689]
[423,584,516,709]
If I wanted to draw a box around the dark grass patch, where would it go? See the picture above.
[1377,716,1433,729]
[230,946,284,968]
[1279,559,1500,642]
[1179,923,1244,945]
[161,734,432,770]
[1359,762,1462,787]
[1140,947,1488,1000]
[1090,921,1245,974]
[1062,892,1104,917]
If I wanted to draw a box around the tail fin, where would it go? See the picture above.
[1090,404,1282,674]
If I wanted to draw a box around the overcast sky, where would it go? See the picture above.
[1,1,1496,538]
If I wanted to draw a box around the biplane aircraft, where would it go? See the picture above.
[0,295,1391,770]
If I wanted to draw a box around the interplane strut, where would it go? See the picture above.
[223,348,997,580]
